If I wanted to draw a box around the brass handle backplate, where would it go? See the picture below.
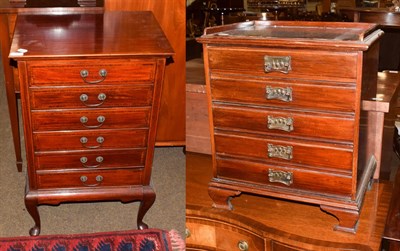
[237,240,249,251]
[268,169,293,186]
[266,86,292,102]
[267,115,294,132]
[268,143,293,160]
[80,69,107,84]
[264,55,291,74]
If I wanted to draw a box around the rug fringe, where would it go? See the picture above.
[169,229,185,251]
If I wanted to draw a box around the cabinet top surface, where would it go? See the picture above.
[9,11,174,60]
[198,21,382,49]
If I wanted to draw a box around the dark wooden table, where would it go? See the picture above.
[362,71,400,179]
[340,7,400,71]
[340,7,400,27]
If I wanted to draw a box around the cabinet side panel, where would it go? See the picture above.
[19,61,37,188]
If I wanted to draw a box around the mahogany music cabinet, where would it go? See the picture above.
[197,21,383,233]
[8,11,173,236]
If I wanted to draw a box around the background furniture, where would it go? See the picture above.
[186,58,210,155]
[9,11,173,236]
[105,0,186,147]
[361,71,400,179]
[340,7,400,71]
[8,0,99,7]
[197,21,383,233]
[340,7,400,25]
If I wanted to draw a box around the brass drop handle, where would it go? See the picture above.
[79,93,107,107]
[80,156,104,168]
[269,169,293,186]
[80,175,103,187]
[268,143,293,160]
[80,115,105,129]
[264,55,291,74]
[237,240,249,251]
[267,115,294,132]
[80,69,107,84]
[266,86,292,102]
[80,136,104,149]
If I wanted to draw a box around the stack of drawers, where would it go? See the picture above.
[26,59,154,190]
[19,58,166,236]
[198,21,383,233]
[211,51,358,196]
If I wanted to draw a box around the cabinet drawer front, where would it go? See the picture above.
[33,129,148,151]
[186,221,265,250]
[31,108,150,131]
[214,133,353,171]
[36,169,144,189]
[35,149,146,170]
[30,85,154,109]
[216,157,353,196]
[271,241,307,251]
[213,105,355,142]
[28,60,156,86]
[208,47,358,81]
[211,78,356,112]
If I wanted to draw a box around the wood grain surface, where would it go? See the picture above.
[105,0,186,146]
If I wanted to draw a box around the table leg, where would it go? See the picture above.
[366,111,384,179]
[0,14,22,172]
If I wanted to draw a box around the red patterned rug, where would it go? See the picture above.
[0,229,184,251]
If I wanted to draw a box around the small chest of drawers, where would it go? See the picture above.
[9,11,173,236]
[197,21,383,233]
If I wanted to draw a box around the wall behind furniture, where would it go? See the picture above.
[105,0,186,146]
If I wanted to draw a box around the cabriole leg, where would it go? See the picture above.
[137,186,156,230]
[25,193,41,236]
